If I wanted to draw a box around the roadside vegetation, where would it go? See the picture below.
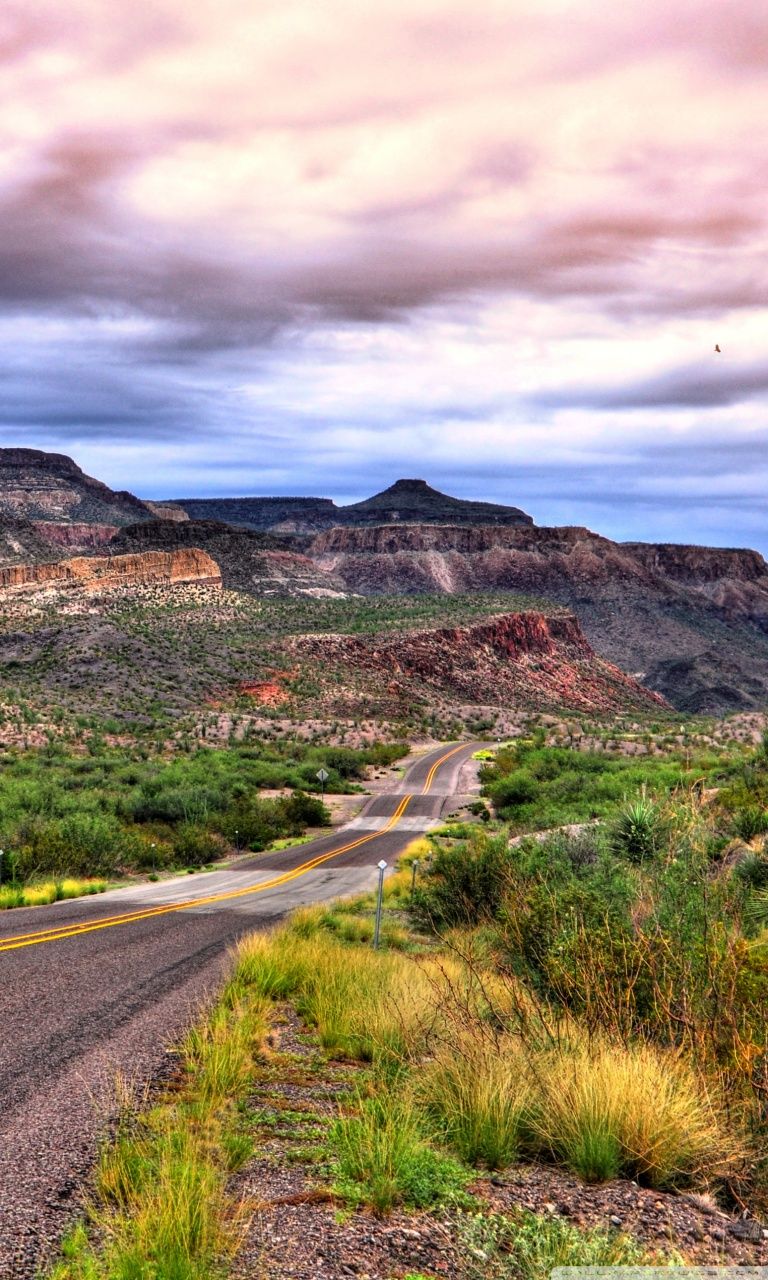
[49,975,271,1280]
[0,876,106,910]
[0,739,406,884]
[45,726,768,1277]
[478,734,723,829]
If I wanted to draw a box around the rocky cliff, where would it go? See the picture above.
[308,523,768,713]
[0,449,153,526]
[0,518,72,566]
[144,501,190,523]
[32,522,118,550]
[110,520,346,597]
[293,611,668,716]
[0,548,221,594]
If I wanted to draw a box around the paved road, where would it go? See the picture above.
[0,741,480,1277]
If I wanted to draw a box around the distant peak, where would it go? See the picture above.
[385,478,431,493]
[340,477,534,526]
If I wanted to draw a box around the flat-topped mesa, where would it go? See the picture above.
[172,479,533,532]
[624,542,768,584]
[0,548,222,594]
[174,496,338,533]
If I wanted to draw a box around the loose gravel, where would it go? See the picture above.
[231,1008,768,1280]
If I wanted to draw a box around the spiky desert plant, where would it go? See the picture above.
[610,792,663,863]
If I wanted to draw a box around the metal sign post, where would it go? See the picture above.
[410,858,420,895]
[373,859,387,949]
[316,767,329,800]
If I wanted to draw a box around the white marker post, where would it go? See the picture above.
[373,859,387,949]
[410,858,420,895]
[316,767,329,801]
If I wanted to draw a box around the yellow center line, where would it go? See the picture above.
[421,742,466,794]
[0,744,465,953]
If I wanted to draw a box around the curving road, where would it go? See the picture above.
[0,741,480,1277]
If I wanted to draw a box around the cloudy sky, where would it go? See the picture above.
[2,0,768,549]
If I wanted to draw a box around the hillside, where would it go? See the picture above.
[309,523,768,713]
[0,450,766,714]
[110,520,346,597]
[291,610,667,719]
[0,449,152,526]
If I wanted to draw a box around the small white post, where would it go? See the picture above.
[373,859,387,949]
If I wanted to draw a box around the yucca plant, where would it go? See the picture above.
[744,888,768,934]
[609,792,663,863]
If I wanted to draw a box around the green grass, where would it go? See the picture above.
[47,990,270,1280]
[0,876,106,909]
[458,1210,652,1280]
[417,1033,532,1169]
[330,1091,470,1214]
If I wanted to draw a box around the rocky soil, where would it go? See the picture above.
[231,1008,768,1280]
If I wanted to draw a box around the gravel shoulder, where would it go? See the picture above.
[231,1008,768,1280]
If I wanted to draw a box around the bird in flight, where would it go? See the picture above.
[715,343,722,353]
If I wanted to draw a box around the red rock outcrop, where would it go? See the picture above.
[306,523,768,712]
[33,522,118,549]
[0,548,222,593]
[293,611,668,715]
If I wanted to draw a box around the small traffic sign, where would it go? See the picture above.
[316,768,329,782]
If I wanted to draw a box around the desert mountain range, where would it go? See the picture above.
[0,449,767,715]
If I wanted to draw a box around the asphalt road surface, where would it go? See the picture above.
[0,741,480,1277]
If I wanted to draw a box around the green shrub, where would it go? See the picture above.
[733,853,768,890]
[413,831,512,928]
[16,813,142,879]
[487,769,539,812]
[171,824,223,868]
[733,806,768,841]
[609,795,663,863]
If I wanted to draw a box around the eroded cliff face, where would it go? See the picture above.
[307,524,768,713]
[309,523,665,595]
[33,522,118,550]
[110,520,346,597]
[0,448,152,526]
[0,548,222,593]
[293,611,668,715]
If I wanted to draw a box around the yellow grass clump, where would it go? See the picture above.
[533,1038,741,1189]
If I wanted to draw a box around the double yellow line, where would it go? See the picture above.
[0,794,413,954]
[0,743,465,954]
[421,742,466,794]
